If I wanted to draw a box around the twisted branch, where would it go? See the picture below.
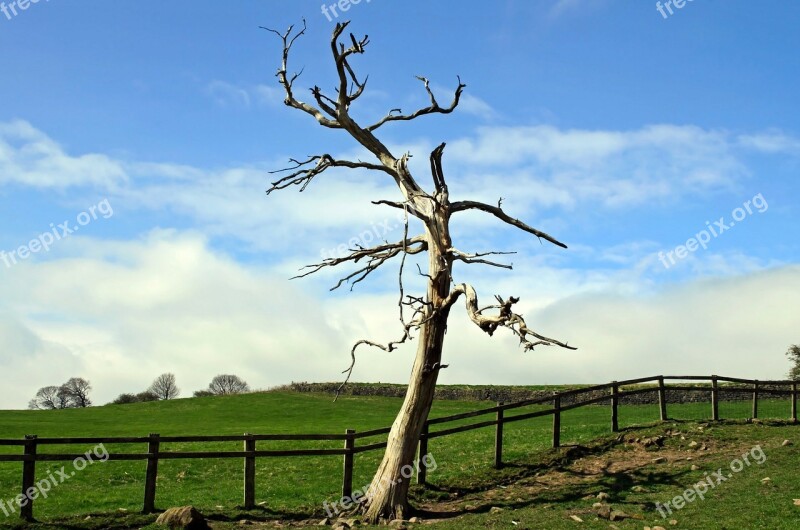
[443,283,576,352]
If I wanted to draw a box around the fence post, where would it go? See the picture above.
[20,435,37,521]
[417,423,429,485]
[142,433,160,514]
[342,429,355,499]
[243,433,256,510]
[752,381,759,419]
[711,376,719,421]
[610,383,619,433]
[552,394,561,449]
[658,377,668,421]
[792,382,797,423]
[494,402,504,468]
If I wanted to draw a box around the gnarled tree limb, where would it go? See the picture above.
[443,283,576,351]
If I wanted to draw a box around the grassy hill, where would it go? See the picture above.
[0,391,798,529]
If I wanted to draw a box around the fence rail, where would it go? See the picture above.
[1,374,797,521]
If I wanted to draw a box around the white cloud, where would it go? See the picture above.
[205,80,252,107]
[0,225,796,409]
[738,131,800,155]
[447,124,749,208]
[0,120,128,189]
[205,81,284,109]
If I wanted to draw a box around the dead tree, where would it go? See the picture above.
[264,21,575,523]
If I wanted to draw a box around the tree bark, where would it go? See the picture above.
[363,215,452,523]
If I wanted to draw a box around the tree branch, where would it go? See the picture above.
[449,248,516,270]
[367,76,466,132]
[450,200,568,249]
[267,155,395,194]
[443,283,576,351]
[293,236,428,291]
[262,20,343,129]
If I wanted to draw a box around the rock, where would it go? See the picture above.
[691,464,700,471]
[596,492,611,501]
[595,504,611,519]
[783,439,793,446]
[464,504,477,511]
[489,506,504,513]
[609,510,629,521]
[155,506,210,530]
[652,457,667,464]
[238,520,251,526]
[653,526,667,530]
[569,514,583,522]
[631,485,646,493]
[669,520,678,526]
[688,441,698,448]
[408,516,421,523]
[761,477,772,484]
[793,499,800,506]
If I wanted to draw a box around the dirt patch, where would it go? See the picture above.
[413,423,739,522]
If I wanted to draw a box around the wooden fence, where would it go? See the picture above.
[1,374,797,521]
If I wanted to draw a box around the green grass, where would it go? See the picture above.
[0,392,797,529]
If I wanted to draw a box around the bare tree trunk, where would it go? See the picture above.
[363,220,452,523]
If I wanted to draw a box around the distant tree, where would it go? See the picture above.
[148,373,180,400]
[787,344,800,380]
[192,390,214,398]
[61,377,92,408]
[111,393,139,405]
[207,374,250,395]
[135,391,159,402]
[28,386,69,410]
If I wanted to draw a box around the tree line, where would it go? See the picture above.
[27,373,250,409]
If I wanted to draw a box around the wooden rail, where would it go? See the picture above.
[1,374,797,520]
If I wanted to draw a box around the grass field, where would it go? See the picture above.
[0,391,798,529]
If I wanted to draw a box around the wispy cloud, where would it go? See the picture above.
[0,120,128,189]
[205,80,283,109]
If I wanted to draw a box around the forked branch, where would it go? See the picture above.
[261,20,342,129]
[267,154,395,194]
[367,76,466,131]
[443,283,576,351]
[293,236,428,291]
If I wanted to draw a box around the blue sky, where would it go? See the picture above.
[0,0,798,409]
